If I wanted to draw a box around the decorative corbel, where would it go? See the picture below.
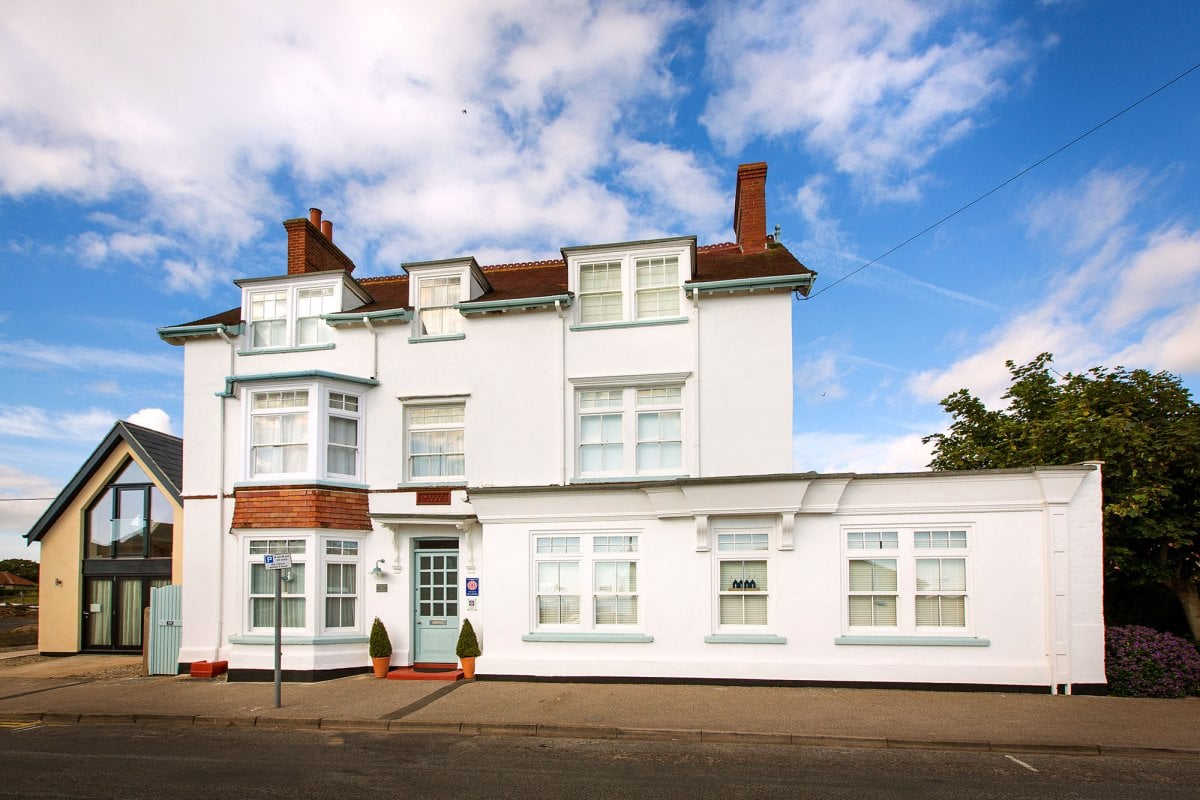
[695,514,710,552]
[779,512,796,551]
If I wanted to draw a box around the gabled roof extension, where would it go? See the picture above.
[24,421,183,544]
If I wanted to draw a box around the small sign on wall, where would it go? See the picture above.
[416,491,452,505]
[465,578,479,596]
[375,584,388,592]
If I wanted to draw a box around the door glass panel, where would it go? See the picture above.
[86,579,113,647]
[117,578,143,647]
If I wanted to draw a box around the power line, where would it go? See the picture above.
[0,497,55,502]
[805,60,1200,301]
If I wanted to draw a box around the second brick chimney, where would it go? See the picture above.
[282,207,357,275]
[733,162,768,252]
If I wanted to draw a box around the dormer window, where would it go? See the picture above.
[244,279,342,351]
[417,275,462,336]
[566,239,693,328]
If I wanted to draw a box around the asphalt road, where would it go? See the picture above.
[1,723,1197,799]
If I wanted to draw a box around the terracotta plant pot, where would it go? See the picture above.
[371,656,391,678]
[460,655,476,679]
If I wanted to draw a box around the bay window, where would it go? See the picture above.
[246,384,364,482]
[245,534,362,635]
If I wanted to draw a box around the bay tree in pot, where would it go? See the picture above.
[369,616,392,678]
[456,618,481,679]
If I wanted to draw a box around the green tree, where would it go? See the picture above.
[923,353,1200,639]
[0,559,38,583]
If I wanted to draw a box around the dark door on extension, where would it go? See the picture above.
[82,576,170,651]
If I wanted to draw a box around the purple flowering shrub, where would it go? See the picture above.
[1105,625,1200,698]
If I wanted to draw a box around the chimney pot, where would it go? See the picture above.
[309,208,322,228]
[321,220,333,241]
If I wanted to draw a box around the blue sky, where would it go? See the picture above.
[2,1,1199,561]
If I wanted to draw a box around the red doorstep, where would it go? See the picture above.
[385,663,463,681]
[189,660,228,678]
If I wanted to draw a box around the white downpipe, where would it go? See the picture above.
[214,327,237,659]
[691,291,702,476]
[362,316,380,378]
[555,299,567,485]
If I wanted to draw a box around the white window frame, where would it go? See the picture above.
[575,383,685,478]
[570,246,689,326]
[322,538,360,631]
[713,522,774,633]
[532,532,641,632]
[245,382,366,483]
[842,526,972,635]
[404,400,466,482]
[244,533,364,636]
[245,279,340,351]
[414,272,464,337]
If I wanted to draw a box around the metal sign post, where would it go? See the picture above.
[263,553,293,708]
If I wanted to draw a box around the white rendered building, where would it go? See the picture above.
[159,163,1105,691]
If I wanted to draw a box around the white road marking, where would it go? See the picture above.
[1004,754,1039,772]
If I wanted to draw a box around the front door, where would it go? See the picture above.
[413,541,459,663]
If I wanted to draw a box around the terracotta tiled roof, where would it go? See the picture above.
[0,571,36,587]
[176,242,812,326]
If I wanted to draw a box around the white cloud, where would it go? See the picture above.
[164,258,232,297]
[126,408,173,435]
[0,406,116,442]
[86,380,121,396]
[0,339,180,376]
[702,0,1027,200]
[0,2,706,267]
[794,430,933,473]
[910,170,1200,405]
[0,465,58,554]
[795,352,849,402]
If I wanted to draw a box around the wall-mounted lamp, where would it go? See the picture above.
[55,578,63,586]
[370,559,386,579]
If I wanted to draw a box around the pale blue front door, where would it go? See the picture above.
[413,542,459,663]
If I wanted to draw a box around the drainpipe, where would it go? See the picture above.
[555,299,567,484]
[214,326,237,659]
[691,290,702,476]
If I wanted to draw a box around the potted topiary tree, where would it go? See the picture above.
[456,618,481,679]
[369,616,392,678]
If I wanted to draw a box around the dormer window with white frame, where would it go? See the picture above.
[567,238,693,329]
[405,257,492,342]
[246,382,365,483]
[239,274,363,352]
[416,274,462,336]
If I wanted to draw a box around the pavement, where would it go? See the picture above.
[1,650,1197,759]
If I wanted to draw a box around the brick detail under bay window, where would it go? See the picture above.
[232,485,371,530]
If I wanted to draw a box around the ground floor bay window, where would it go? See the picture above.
[241,533,363,637]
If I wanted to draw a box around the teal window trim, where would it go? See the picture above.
[570,474,689,485]
[229,634,370,646]
[704,634,788,645]
[522,632,654,644]
[237,343,336,357]
[394,481,467,489]
[457,294,572,316]
[408,333,467,344]
[232,478,369,491]
[684,274,815,295]
[569,316,688,332]
[217,370,379,398]
[834,635,990,647]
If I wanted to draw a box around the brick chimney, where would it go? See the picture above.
[733,162,768,252]
[282,207,357,275]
